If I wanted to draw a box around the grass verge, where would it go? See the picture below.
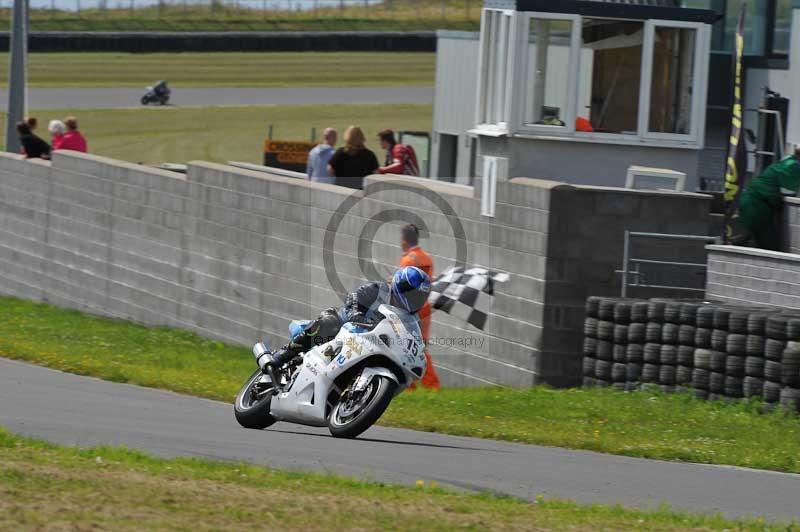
[0,426,790,531]
[0,52,435,88]
[0,103,432,165]
[2,296,800,474]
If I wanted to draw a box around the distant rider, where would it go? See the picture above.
[258,266,432,372]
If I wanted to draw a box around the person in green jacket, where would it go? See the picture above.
[735,147,800,251]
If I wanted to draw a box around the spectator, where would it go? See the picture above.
[59,116,88,153]
[16,121,51,160]
[376,129,420,177]
[399,223,440,390]
[307,127,337,184]
[48,120,66,150]
[26,117,38,132]
[327,126,379,190]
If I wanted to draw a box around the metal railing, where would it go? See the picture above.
[620,231,721,298]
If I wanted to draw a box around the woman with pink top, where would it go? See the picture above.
[58,117,88,153]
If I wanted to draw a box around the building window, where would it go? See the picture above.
[523,19,576,129]
[580,19,646,135]
[773,0,793,55]
[477,9,515,129]
[648,26,698,136]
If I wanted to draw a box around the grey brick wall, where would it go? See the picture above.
[706,245,800,308]
[783,197,800,254]
[0,151,712,388]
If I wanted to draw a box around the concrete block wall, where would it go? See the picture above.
[783,197,800,254]
[0,151,713,387]
[706,245,800,309]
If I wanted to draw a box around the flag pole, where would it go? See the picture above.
[5,0,28,154]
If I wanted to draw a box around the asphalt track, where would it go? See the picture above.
[2,358,800,521]
[0,86,434,111]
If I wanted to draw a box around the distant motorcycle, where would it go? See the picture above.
[141,80,170,106]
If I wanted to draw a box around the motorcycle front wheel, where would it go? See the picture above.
[234,369,277,430]
[328,374,397,439]
[140,96,150,105]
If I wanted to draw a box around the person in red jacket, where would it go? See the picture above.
[58,117,88,153]
[377,129,419,177]
[399,224,441,390]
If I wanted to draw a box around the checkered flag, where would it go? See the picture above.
[428,267,510,330]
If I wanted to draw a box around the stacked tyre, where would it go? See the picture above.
[764,315,789,405]
[780,317,800,413]
[583,297,646,389]
[743,313,769,400]
[625,301,649,391]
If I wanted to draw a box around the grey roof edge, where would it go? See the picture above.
[436,30,481,41]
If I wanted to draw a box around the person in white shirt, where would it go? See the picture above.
[307,128,337,184]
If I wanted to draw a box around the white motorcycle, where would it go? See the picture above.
[234,304,426,439]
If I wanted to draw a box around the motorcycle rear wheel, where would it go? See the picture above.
[328,375,397,439]
[234,369,277,430]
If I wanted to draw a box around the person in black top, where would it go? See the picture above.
[327,126,379,190]
[16,121,51,160]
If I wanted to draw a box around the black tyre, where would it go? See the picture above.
[694,348,712,370]
[586,296,602,318]
[692,368,710,390]
[659,365,676,385]
[596,379,612,388]
[676,365,693,385]
[613,325,629,345]
[743,377,764,399]
[711,330,727,352]
[642,364,659,383]
[709,372,725,393]
[597,320,614,341]
[644,343,661,364]
[779,387,800,413]
[679,303,700,325]
[710,351,727,373]
[596,340,613,361]
[693,388,710,400]
[328,375,397,439]
[583,337,598,356]
[612,363,627,383]
[696,306,716,329]
[626,363,642,382]
[647,301,666,323]
[584,318,599,338]
[747,313,770,336]
[660,385,676,394]
[764,360,783,382]
[767,315,789,340]
[598,299,617,321]
[664,302,682,324]
[612,382,628,392]
[788,319,800,342]
[631,302,649,323]
[764,381,782,403]
[724,376,744,398]
[595,360,612,380]
[583,357,596,377]
[660,345,678,366]
[583,377,597,388]
[745,335,765,356]
[613,302,633,325]
[728,311,750,334]
[140,95,150,105]
[662,323,680,345]
[628,323,646,344]
[613,344,628,363]
[677,345,695,366]
[745,356,765,378]
[678,325,696,346]
[781,348,800,387]
[726,334,747,356]
[765,339,786,361]
[645,323,662,343]
[626,344,644,363]
[234,370,277,430]
[694,328,712,348]
[725,355,745,377]
[713,308,731,331]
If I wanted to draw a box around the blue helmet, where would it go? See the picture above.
[391,266,431,314]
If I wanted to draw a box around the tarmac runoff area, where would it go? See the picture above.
[2,357,800,522]
[0,86,434,110]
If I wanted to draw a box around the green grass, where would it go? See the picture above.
[3,296,800,474]
[0,427,792,531]
[0,103,432,165]
[1,1,481,32]
[0,52,435,88]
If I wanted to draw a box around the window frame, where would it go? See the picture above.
[510,12,582,136]
[473,9,713,149]
[640,19,710,145]
[475,8,518,134]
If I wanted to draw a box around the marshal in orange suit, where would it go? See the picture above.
[399,224,441,390]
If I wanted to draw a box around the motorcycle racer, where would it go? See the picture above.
[257,266,431,372]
